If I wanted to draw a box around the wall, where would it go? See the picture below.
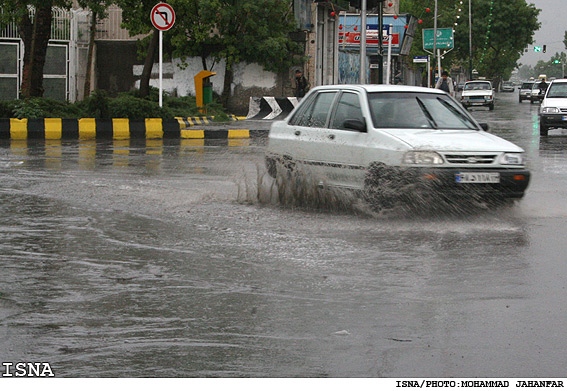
[131,57,286,115]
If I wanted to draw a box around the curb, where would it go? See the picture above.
[0,116,251,140]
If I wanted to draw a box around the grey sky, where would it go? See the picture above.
[519,0,567,66]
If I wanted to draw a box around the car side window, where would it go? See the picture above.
[330,92,363,130]
[294,92,337,128]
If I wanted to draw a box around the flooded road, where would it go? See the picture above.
[1,92,567,377]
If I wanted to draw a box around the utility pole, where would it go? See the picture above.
[469,0,473,80]
[433,0,438,86]
[360,0,367,83]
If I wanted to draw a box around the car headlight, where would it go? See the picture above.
[541,107,560,114]
[499,153,524,165]
[403,151,444,165]
[485,96,493,100]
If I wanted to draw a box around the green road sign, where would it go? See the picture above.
[423,28,454,50]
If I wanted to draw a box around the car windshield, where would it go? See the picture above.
[368,92,479,130]
[464,82,491,90]
[546,83,567,98]
[521,82,534,89]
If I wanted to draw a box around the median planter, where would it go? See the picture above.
[0,116,242,140]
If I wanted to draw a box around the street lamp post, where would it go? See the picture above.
[469,0,473,80]
[360,0,367,84]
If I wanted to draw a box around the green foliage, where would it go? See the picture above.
[82,89,111,118]
[533,52,567,79]
[0,89,231,119]
[400,0,540,80]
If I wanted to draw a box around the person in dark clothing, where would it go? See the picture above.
[538,78,548,93]
[435,71,455,96]
[294,70,308,98]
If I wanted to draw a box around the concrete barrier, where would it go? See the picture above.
[0,116,246,140]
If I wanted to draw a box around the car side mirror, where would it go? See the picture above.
[343,118,367,132]
[479,122,489,131]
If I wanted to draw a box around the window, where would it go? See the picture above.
[368,92,478,130]
[291,91,337,127]
[547,83,567,98]
[330,92,363,130]
[464,82,491,91]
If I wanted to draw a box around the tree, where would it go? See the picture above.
[78,0,113,98]
[399,0,540,82]
[0,0,72,98]
[115,0,302,103]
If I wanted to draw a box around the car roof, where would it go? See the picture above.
[309,84,446,95]
[550,78,567,83]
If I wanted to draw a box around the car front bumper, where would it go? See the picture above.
[461,97,494,106]
[405,167,531,199]
[540,113,567,129]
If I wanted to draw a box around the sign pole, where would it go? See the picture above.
[386,24,393,85]
[159,30,163,107]
[360,0,367,84]
[150,3,175,107]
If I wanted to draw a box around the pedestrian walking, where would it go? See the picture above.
[435,71,455,97]
[294,70,309,98]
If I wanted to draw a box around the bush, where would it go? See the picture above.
[109,94,174,119]
[0,87,231,120]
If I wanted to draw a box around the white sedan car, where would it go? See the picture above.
[266,85,530,208]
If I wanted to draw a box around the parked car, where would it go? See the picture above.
[530,80,549,103]
[518,81,535,103]
[501,81,515,92]
[539,79,567,136]
[266,85,530,208]
[460,80,495,110]
[457,81,465,92]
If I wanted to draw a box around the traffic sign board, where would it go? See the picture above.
[413,56,429,63]
[423,28,454,50]
[151,3,175,31]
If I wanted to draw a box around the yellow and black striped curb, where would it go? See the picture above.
[0,117,255,140]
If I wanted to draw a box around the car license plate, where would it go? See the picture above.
[471,102,483,106]
[562,115,567,121]
[456,172,500,183]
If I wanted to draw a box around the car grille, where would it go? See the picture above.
[560,108,567,113]
[444,154,497,164]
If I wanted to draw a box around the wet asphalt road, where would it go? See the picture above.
[1,91,567,377]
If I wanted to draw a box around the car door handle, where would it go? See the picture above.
[328,134,335,140]
[294,131,301,136]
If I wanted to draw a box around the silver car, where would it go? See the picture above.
[518,81,534,103]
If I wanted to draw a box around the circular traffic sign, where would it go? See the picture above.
[151,3,175,31]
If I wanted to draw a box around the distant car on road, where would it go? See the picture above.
[530,80,548,104]
[518,81,535,103]
[501,81,515,92]
[539,78,567,136]
[266,84,530,207]
[461,80,495,110]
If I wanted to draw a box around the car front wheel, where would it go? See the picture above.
[363,163,422,210]
[540,121,549,136]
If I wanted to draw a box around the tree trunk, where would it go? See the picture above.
[19,3,53,98]
[139,29,159,98]
[221,57,233,107]
[83,11,98,98]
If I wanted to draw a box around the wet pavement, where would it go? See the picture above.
[1,91,567,377]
